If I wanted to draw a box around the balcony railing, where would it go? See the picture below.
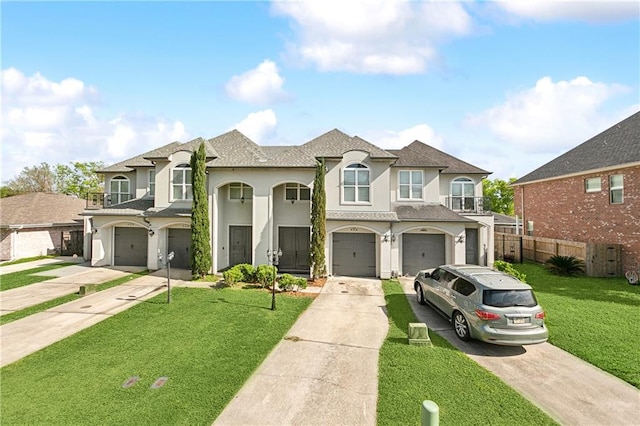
[445,196,491,214]
[86,193,134,209]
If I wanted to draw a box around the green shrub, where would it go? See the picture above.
[237,263,256,283]
[494,260,527,282]
[545,255,585,276]
[255,264,277,288]
[222,266,243,286]
[278,274,308,291]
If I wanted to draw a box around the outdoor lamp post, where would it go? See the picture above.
[158,251,175,304]
[267,248,282,311]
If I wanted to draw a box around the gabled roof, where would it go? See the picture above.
[390,141,490,175]
[514,111,640,185]
[301,129,397,160]
[99,142,182,173]
[0,193,85,227]
[144,137,216,161]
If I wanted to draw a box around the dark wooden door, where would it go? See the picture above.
[278,227,310,272]
[229,226,252,266]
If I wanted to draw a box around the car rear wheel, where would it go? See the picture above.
[415,285,426,305]
[453,311,471,341]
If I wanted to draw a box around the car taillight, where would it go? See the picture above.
[475,310,501,320]
[535,311,545,320]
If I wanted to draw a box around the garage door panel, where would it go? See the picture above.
[402,234,445,276]
[114,227,148,266]
[333,233,376,277]
[168,229,191,270]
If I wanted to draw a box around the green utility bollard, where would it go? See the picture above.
[421,400,439,426]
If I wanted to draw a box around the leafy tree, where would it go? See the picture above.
[55,161,104,199]
[190,142,212,279]
[310,157,327,279]
[6,163,56,194]
[482,177,517,215]
[0,186,20,198]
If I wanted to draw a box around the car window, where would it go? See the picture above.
[483,290,537,308]
[431,268,441,281]
[452,278,476,296]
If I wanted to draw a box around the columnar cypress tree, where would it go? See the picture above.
[310,157,326,279]
[190,142,212,279]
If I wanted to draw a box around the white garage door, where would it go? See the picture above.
[332,233,376,277]
[402,234,445,276]
[114,227,148,266]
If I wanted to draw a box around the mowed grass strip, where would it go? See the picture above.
[0,263,76,291]
[0,255,55,267]
[0,287,313,425]
[0,271,150,326]
[513,262,640,388]
[377,280,556,426]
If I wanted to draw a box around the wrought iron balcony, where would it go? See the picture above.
[86,193,134,209]
[445,196,491,214]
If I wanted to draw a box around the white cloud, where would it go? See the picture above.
[272,0,473,74]
[225,60,289,104]
[232,109,278,143]
[366,123,444,150]
[466,76,631,154]
[1,68,189,182]
[495,0,640,23]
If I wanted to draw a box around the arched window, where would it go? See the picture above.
[343,163,370,203]
[109,176,130,205]
[172,164,192,200]
[450,177,475,211]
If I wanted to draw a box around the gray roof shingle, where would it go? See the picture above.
[1,193,85,226]
[514,111,640,185]
[390,141,490,174]
[301,129,397,160]
[84,198,153,216]
[327,210,399,222]
[99,142,182,173]
[393,203,475,222]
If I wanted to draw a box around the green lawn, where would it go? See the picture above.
[0,263,76,291]
[377,280,556,425]
[0,271,150,326]
[1,287,313,425]
[513,262,640,388]
[0,255,55,267]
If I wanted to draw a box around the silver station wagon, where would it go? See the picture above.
[414,265,548,346]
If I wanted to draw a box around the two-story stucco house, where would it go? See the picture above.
[86,129,494,278]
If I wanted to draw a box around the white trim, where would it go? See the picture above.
[398,170,424,200]
[171,163,192,201]
[511,161,640,187]
[341,162,371,204]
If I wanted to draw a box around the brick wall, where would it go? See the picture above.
[514,165,640,273]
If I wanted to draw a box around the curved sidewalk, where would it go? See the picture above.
[213,277,389,426]
[398,277,640,426]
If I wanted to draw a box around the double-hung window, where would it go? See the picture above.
[110,176,130,205]
[172,164,192,200]
[399,170,423,200]
[229,183,253,201]
[610,174,623,204]
[285,183,310,201]
[148,169,156,196]
[343,163,370,203]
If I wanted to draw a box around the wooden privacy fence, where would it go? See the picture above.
[494,232,622,277]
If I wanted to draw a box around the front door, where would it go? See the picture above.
[229,226,252,266]
[465,228,478,265]
[278,227,310,272]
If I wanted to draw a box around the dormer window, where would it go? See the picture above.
[399,170,423,200]
[172,164,192,200]
[109,176,130,205]
[343,163,370,203]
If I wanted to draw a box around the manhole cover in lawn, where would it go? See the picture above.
[122,376,140,388]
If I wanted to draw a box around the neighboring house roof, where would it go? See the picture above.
[491,212,518,225]
[514,111,640,185]
[393,203,475,222]
[0,193,85,227]
[390,141,490,175]
[327,210,399,222]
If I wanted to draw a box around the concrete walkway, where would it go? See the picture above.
[0,272,187,368]
[398,277,640,426]
[214,277,389,426]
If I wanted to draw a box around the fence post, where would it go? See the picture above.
[421,400,439,426]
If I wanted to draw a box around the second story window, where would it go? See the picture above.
[451,177,475,211]
[172,164,192,200]
[610,174,623,204]
[584,177,601,193]
[343,163,370,203]
[399,170,423,200]
[229,182,253,202]
[285,183,310,201]
[110,176,130,205]
[148,169,155,196]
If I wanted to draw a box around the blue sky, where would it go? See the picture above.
[2,1,638,182]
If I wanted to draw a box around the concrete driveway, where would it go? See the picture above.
[398,277,640,426]
[214,276,389,426]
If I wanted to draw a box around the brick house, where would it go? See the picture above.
[0,192,87,261]
[86,129,494,278]
[512,111,640,273]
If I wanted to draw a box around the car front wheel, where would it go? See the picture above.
[416,285,426,305]
[453,311,471,341]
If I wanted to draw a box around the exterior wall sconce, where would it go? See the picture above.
[291,199,295,204]
[148,229,155,237]
[92,228,98,234]
[240,196,245,204]
[456,235,465,244]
